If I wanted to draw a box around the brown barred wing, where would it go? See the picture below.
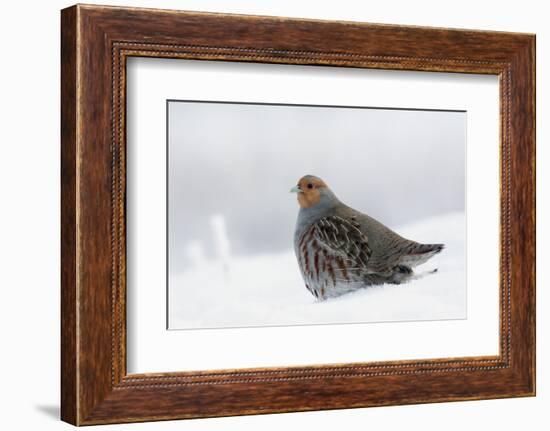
[311,216,372,274]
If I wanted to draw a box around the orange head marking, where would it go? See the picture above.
[290,175,329,208]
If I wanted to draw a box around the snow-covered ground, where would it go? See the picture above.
[169,212,466,329]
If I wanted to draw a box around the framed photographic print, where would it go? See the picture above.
[61,4,536,425]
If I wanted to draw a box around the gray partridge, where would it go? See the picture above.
[291,175,444,300]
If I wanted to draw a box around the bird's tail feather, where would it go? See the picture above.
[413,243,445,255]
[400,243,444,268]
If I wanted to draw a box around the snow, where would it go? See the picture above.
[169,212,466,329]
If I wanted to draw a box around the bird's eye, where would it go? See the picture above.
[307,183,314,189]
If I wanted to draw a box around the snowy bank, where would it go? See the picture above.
[169,212,466,329]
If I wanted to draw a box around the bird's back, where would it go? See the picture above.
[334,205,439,273]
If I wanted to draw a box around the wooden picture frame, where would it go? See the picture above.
[61,4,535,425]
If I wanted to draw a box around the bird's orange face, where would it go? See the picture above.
[291,175,328,208]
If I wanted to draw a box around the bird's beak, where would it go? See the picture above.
[290,185,303,194]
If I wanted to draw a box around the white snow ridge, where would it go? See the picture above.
[169,212,466,330]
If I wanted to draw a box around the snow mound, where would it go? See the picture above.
[169,212,466,329]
